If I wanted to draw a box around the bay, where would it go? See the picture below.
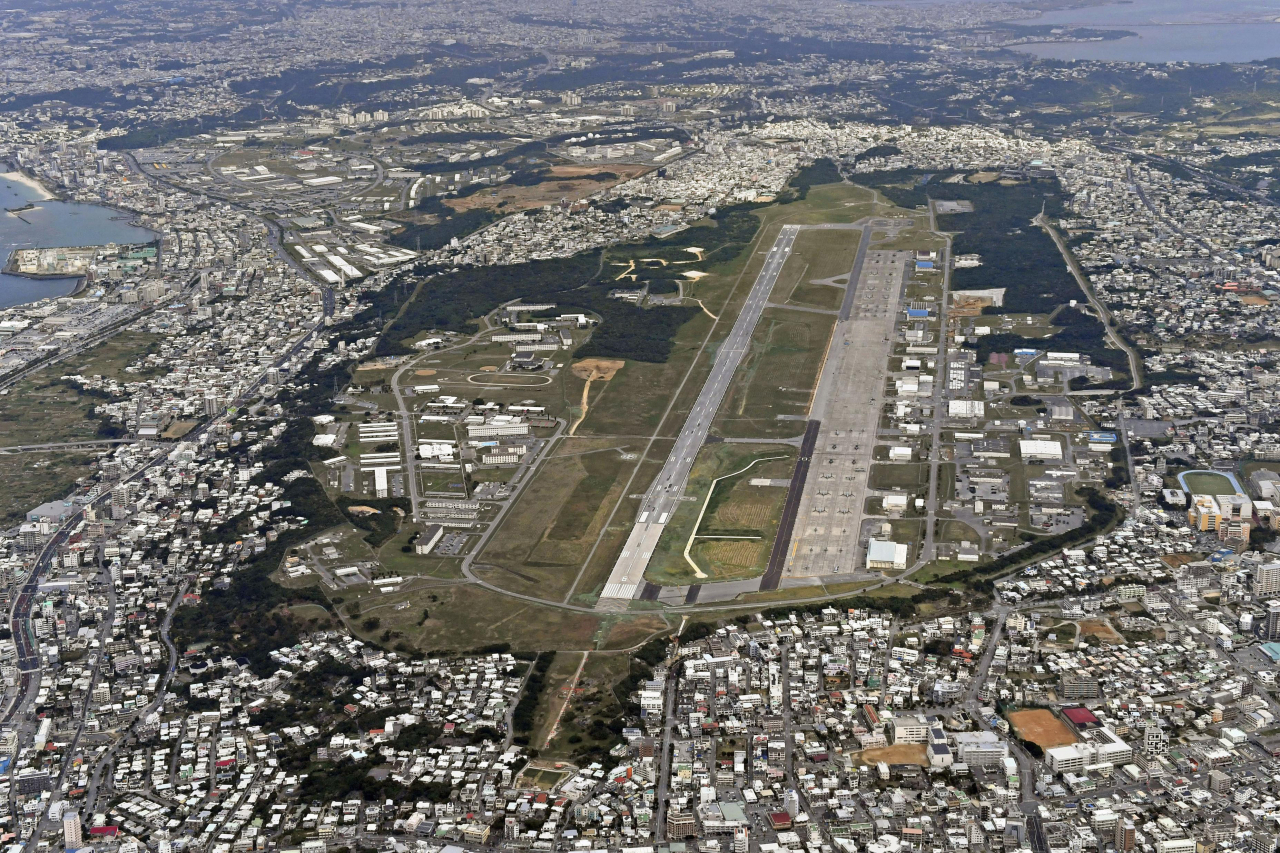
[1013,0,1280,64]
[0,171,157,310]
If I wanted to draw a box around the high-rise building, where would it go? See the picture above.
[63,811,82,847]
[1255,562,1280,597]
[110,483,136,521]
[1115,819,1136,852]
[783,789,801,818]
[1143,719,1168,756]
[666,811,695,839]
[1265,600,1280,640]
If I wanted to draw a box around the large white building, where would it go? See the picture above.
[1256,561,1280,598]
[1046,728,1133,774]
[1019,439,1064,461]
[892,714,929,744]
[951,731,1009,768]
[867,539,909,572]
[1155,839,1196,853]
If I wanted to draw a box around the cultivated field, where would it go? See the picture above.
[1008,709,1078,749]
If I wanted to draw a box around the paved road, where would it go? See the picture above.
[596,225,802,604]
[0,439,136,455]
[652,666,681,840]
[1035,212,1141,391]
[913,218,952,569]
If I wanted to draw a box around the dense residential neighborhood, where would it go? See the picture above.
[3,0,1280,850]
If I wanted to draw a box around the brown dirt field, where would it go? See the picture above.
[444,165,649,214]
[549,164,648,179]
[1008,709,1078,749]
[1242,294,1270,306]
[854,744,928,766]
[479,365,499,372]
[949,292,995,317]
[572,358,625,381]
[345,505,381,515]
[969,171,1001,183]
[714,491,778,528]
[161,420,197,439]
[415,369,437,377]
[1160,553,1199,569]
[697,539,764,567]
[1079,619,1124,645]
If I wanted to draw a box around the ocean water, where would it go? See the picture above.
[0,172,156,309]
[1013,0,1280,63]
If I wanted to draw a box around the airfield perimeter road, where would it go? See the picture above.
[596,224,802,605]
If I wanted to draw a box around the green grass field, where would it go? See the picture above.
[1181,471,1236,495]
[713,307,834,440]
[476,437,673,601]
[646,444,796,586]
[787,283,843,311]
[343,582,604,652]
[869,463,930,491]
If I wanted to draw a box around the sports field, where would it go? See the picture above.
[1008,709,1078,749]
[853,744,928,766]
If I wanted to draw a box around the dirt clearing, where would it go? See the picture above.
[569,359,624,436]
[572,359,625,381]
[853,744,928,766]
[1079,619,1124,645]
[1008,709,1077,749]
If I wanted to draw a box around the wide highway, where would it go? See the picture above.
[597,224,800,603]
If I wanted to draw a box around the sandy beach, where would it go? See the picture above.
[0,170,54,202]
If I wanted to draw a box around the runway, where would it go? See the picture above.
[759,419,821,591]
[596,225,801,604]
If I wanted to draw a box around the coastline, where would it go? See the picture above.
[0,169,55,203]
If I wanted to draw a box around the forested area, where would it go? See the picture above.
[386,196,498,252]
[861,171,1077,315]
[965,306,1130,379]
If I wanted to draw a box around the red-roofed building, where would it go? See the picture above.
[769,812,793,831]
[1062,706,1101,729]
